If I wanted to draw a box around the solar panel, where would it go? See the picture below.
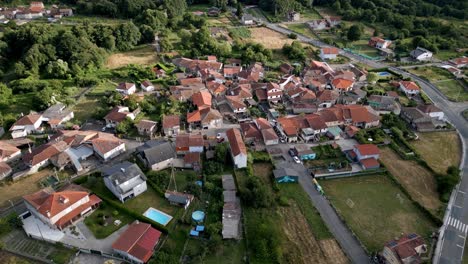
[407,233,418,239]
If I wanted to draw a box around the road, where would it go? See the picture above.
[254,16,468,264]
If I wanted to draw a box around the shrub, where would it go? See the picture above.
[112,210,119,216]
[288,33,298,39]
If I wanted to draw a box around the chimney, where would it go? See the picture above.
[120,168,125,173]
[46,210,50,218]
[135,220,139,224]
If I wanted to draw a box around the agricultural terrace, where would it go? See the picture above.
[320,175,437,252]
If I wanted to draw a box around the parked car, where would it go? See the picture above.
[293,156,301,164]
[280,138,285,143]
[288,149,295,157]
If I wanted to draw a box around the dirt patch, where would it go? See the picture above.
[278,201,348,264]
[319,239,349,264]
[0,168,52,208]
[0,251,31,263]
[380,148,442,213]
[252,163,273,184]
[248,27,295,49]
[411,131,461,174]
[106,45,157,69]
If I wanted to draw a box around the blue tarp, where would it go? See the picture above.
[196,225,205,232]
[195,181,203,187]
[190,230,199,236]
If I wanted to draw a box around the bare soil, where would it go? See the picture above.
[278,201,348,264]
[380,148,442,213]
[248,27,296,49]
[106,45,157,69]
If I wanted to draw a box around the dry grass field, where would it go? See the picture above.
[248,27,296,49]
[411,132,461,174]
[380,147,442,213]
[0,168,52,208]
[106,45,157,69]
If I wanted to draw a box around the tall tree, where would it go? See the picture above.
[347,24,362,41]
[236,2,244,18]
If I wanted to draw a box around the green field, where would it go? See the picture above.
[320,175,437,252]
[285,23,317,39]
[84,202,133,239]
[434,79,468,102]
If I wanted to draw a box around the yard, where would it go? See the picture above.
[320,175,437,253]
[284,23,317,39]
[379,148,442,215]
[248,27,296,49]
[348,39,380,58]
[410,132,461,174]
[83,202,133,239]
[105,45,158,69]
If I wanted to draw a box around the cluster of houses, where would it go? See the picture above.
[0,1,73,22]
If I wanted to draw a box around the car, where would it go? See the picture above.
[216,133,221,139]
[288,149,295,157]
[293,156,301,164]
[280,138,285,143]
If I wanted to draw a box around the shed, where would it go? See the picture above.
[273,168,299,183]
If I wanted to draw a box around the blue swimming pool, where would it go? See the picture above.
[378,71,391,76]
[143,208,173,226]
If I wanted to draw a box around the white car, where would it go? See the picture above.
[293,156,301,164]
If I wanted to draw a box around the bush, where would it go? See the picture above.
[288,33,298,39]
[112,210,119,216]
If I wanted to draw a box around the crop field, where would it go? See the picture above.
[380,148,442,214]
[410,132,461,174]
[106,45,157,69]
[248,27,295,49]
[321,175,437,252]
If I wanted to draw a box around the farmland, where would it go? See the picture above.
[380,148,442,215]
[411,132,461,174]
[248,27,296,49]
[106,45,158,69]
[321,175,437,252]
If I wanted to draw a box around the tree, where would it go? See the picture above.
[33,86,55,111]
[114,22,141,51]
[163,0,187,18]
[236,2,243,18]
[46,59,69,79]
[116,118,133,134]
[366,72,378,84]
[215,142,229,163]
[282,41,306,61]
[347,25,363,41]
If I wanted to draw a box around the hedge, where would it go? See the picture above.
[387,68,403,79]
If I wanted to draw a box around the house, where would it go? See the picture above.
[162,115,180,137]
[116,82,136,95]
[320,47,339,60]
[332,78,354,92]
[0,162,13,180]
[136,120,157,137]
[23,184,101,230]
[241,14,254,25]
[206,82,227,96]
[16,11,43,19]
[187,108,223,130]
[89,133,126,161]
[23,141,68,172]
[267,82,283,104]
[183,152,201,171]
[104,106,136,127]
[139,141,176,171]
[223,66,242,78]
[239,122,262,144]
[30,2,45,12]
[10,114,43,139]
[112,221,162,264]
[400,107,442,132]
[279,63,294,74]
[367,95,401,115]
[58,8,73,17]
[349,144,380,170]
[399,81,420,96]
[293,145,316,160]
[287,11,300,21]
[273,167,299,183]
[254,118,278,145]
[175,134,204,154]
[191,91,212,110]
[410,47,433,61]
[42,103,74,129]
[368,37,392,49]
[381,233,427,264]
[308,19,329,30]
[448,57,468,68]
[140,80,154,92]
[226,96,247,113]
[277,117,300,143]
[164,190,194,210]
[317,90,340,108]
[226,128,247,169]
[0,141,21,162]
[417,104,444,120]
[102,162,147,203]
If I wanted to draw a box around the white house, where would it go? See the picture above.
[399,81,420,96]
[116,82,136,95]
[417,104,445,121]
[320,47,339,60]
[410,47,433,61]
[241,14,254,25]
[42,103,74,129]
[140,141,176,171]
[9,114,43,139]
[140,80,154,92]
[353,144,380,161]
[103,162,147,203]
[226,96,247,113]
[0,141,21,162]
[226,128,247,168]
[92,137,126,161]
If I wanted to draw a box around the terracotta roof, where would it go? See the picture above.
[104,107,132,123]
[23,141,68,166]
[267,82,280,91]
[332,78,354,90]
[0,141,20,161]
[400,81,420,91]
[23,188,90,219]
[207,82,227,95]
[240,123,262,141]
[305,115,327,130]
[355,144,380,156]
[112,221,162,263]
[360,157,379,168]
[187,111,201,123]
[141,80,153,87]
[136,120,157,130]
[386,234,425,262]
[255,118,271,130]
[449,57,468,66]
[91,134,124,156]
[176,134,203,150]
[417,104,442,114]
[255,89,267,101]
[226,96,246,109]
[179,77,203,86]
[162,115,180,129]
[117,82,135,90]
[201,109,222,124]
[261,128,278,141]
[11,114,42,128]
[322,47,339,55]
[224,66,242,75]
[278,117,299,136]
[226,128,247,156]
[317,90,339,102]
[0,162,12,175]
[192,91,212,109]
[184,152,201,164]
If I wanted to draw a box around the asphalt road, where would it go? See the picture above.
[259,19,468,264]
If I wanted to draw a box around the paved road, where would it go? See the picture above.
[256,18,468,264]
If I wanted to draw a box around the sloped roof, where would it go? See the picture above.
[355,144,380,156]
[400,81,420,91]
[321,47,339,55]
[11,114,42,128]
[192,91,212,108]
[162,115,180,129]
[136,120,157,130]
[0,141,20,160]
[226,128,247,156]
[117,82,135,90]
[332,78,354,90]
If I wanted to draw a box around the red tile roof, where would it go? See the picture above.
[176,134,203,150]
[187,111,201,123]
[355,144,380,156]
[226,95,246,109]
[179,77,203,86]
[240,123,262,141]
[400,81,420,91]
[191,91,212,109]
[0,141,20,161]
[117,82,135,90]
[55,194,101,228]
[322,47,339,55]
[162,115,180,129]
[11,114,42,128]
[255,118,271,130]
[332,78,354,90]
[184,152,201,164]
[360,158,379,169]
[226,128,247,156]
[112,221,162,263]
[136,120,157,130]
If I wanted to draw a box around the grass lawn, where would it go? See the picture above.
[379,148,442,215]
[301,8,323,20]
[201,240,246,264]
[106,45,158,69]
[434,79,468,102]
[408,66,453,82]
[71,96,101,123]
[411,132,461,174]
[48,246,76,264]
[349,40,380,58]
[84,202,133,239]
[285,23,317,39]
[320,175,437,252]
[5,92,34,117]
